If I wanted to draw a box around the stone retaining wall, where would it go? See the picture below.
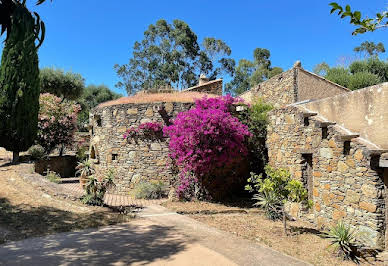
[266,106,386,249]
[90,102,193,194]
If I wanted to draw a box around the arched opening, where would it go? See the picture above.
[90,145,99,164]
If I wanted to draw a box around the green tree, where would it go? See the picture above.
[77,85,122,130]
[353,41,385,58]
[114,19,235,94]
[225,48,283,95]
[0,2,42,163]
[329,3,388,35]
[40,67,85,100]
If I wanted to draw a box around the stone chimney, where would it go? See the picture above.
[198,74,209,85]
[293,60,302,68]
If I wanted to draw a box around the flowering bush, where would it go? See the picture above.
[163,95,252,200]
[37,93,81,154]
[123,121,163,141]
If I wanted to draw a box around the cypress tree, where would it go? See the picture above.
[0,3,40,163]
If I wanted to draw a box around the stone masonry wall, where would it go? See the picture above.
[240,69,296,108]
[90,102,193,194]
[266,106,386,249]
[183,79,223,95]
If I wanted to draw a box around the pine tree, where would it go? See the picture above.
[0,3,41,163]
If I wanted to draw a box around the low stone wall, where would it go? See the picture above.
[35,155,78,178]
[90,102,193,194]
[266,106,386,249]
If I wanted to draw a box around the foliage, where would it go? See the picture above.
[324,221,360,262]
[245,166,311,232]
[353,41,385,58]
[225,48,283,95]
[123,122,164,141]
[114,19,235,94]
[329,2,388,35]
[27,144,45,160]
[40,67,85,100]
[315,58,387,90]
[0,3,41,163]
[37,93,81,155]
[163,95,251,199]
[76,146,88,162]
[0,0,49,45]
[134,181,168,199]
[77,84,121,131]
[45,170,61,184]
[75,160,95,177]
[81,171,115,206]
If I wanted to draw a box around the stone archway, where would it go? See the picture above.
[90,145,99,164]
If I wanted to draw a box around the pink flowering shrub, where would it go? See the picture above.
[37,93,81,154]
[123,121,163,141]
[163,95,252,200]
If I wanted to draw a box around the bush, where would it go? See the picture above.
[163,95,251,200]
[81,170,115,206]
[134,181,168,199]
[45,170,62,184]
[348,71,381,91]
[28,145,45,160]
[324,221,360,263]
[37,93,81,155]
[76,146,88,162]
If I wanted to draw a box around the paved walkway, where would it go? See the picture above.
[0,205,310,266]
[60,177,167,207]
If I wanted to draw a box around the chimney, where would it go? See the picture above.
[199,74,209,85]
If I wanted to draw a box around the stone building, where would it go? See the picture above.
[247,63,388,249]
[240,61,350,107]
[89,78,222,194]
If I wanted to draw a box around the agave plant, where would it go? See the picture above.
[253,190,283,220]
[325,221,360,263]
[76,160,95,177]
[81,170,116,206]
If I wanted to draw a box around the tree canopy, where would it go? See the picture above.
[353,41,385,58]
[329,2,388,35]
[225,48,283,95]
[114,19,235,95]
[40,67,85,100]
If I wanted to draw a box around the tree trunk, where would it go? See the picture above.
[282,205,287,235]
[59,145,64,157]
[12,151,20,164]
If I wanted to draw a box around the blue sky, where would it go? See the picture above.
[1,0,387,95]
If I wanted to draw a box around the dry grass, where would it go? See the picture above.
[98,92,217,108]
[163,201,383,266]
[0,149,132,243]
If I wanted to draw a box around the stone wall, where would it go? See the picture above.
[90,102,193,194]
[303,82,388,149]
[266,106,386,248]
[183,79,223,95]
[297,68,349,101]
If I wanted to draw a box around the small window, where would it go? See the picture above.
[322,127,328,139]
[95,115,102,127]
[343,141,351,155]
[304,117,310,126]
[301,154,313,201]
[112,153,118,161]
[90,146,96,159]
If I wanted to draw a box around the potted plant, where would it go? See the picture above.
[76,160,95,188]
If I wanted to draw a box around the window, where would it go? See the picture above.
[112,153,118,161]
[322,127,328,139]
[90,146,96,159]
[343,141,351,155]
[304,117,310,126]
[95,115,102,127]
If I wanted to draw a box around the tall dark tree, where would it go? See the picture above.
[0,1,45,163]
[40,67,85,100]
[114,19,235,95]
[225,48,283,95]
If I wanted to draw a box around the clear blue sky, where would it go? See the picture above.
[1,0,387,95]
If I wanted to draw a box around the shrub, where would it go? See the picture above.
[28,145,45,160]
[81,170,115,206]
[76,160,94,177]
[324,221,360,263]
[245,166,312,233]
[76,146,88,162]
[348,71,381,91]
[37,93,81,155]
[134,181,168,199]
[163,95,252,200]
[45,170,62,184]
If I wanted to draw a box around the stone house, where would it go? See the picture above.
[89,78,222,194]
[242,63,388,249]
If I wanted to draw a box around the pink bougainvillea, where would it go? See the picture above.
[163,95,252,198]
[37,93,81,154]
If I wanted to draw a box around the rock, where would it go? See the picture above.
[145,107,153,117]
[361,184,377,198]
[345,190,360,204]
[320,148,333,159]
[354,149,364,161]
[128,151,136,160]
[332,209,346,220]
[151,143,162,151]
[127,108,138,115]
[359,201,377,213]
[337,161,349,172]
